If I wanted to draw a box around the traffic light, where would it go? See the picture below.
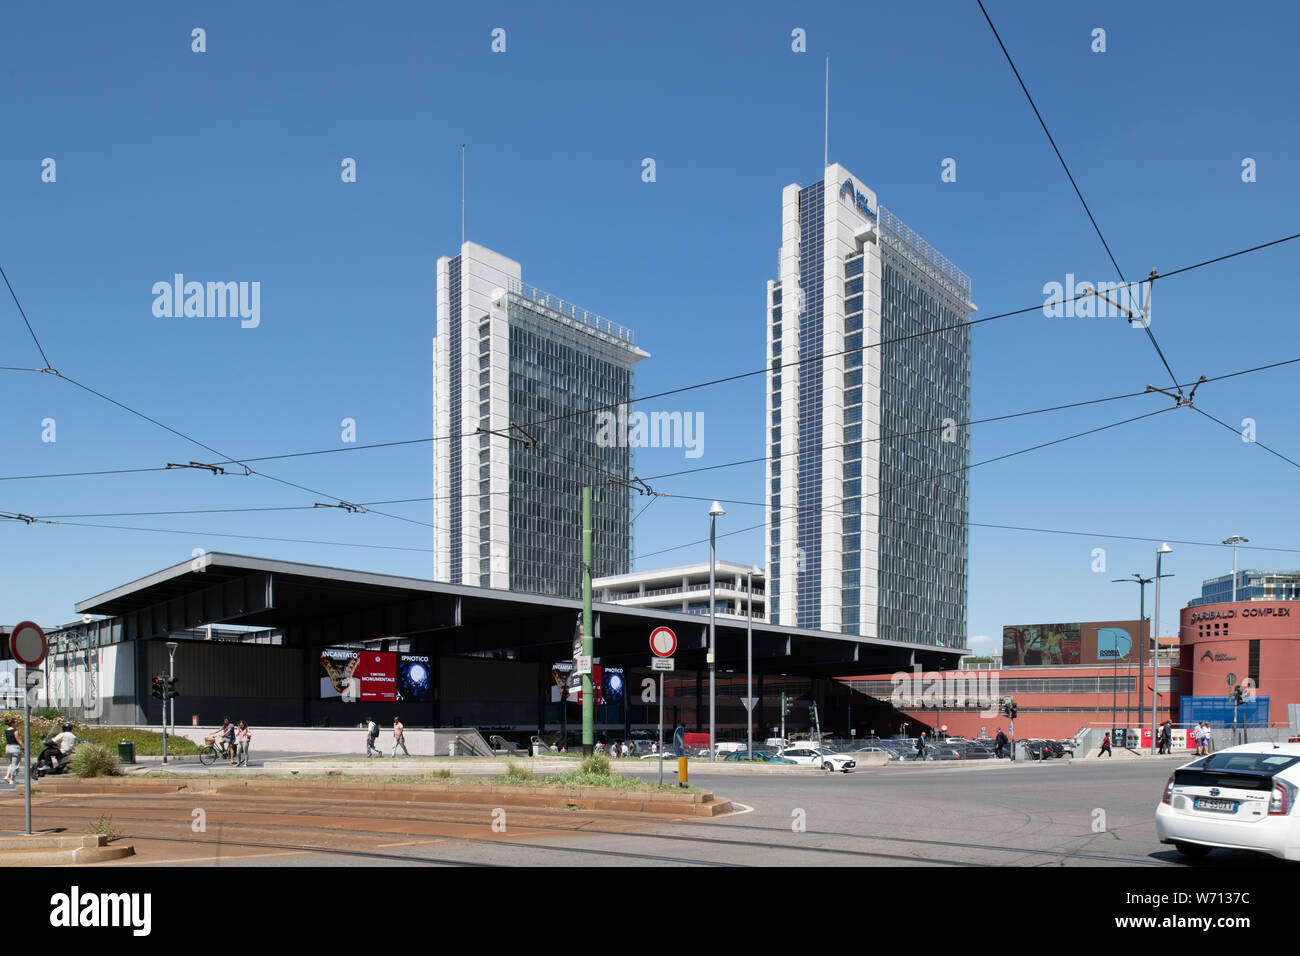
[1233,685,1244,705]
[165,676,179,700]
[781,693,792,716]
[1009,700,1018,720]
[151,675,165,700]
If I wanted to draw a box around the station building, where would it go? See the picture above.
[18,552,964,743]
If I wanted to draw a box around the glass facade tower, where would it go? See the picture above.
[766,165,973,646]
[434,242,649,596]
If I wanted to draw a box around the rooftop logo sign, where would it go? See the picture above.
[839,179,876,221]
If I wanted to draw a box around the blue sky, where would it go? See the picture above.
[2,1,1298,653]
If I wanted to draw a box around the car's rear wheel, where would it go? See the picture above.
[1174,841,1211,859]
[822,761,833,771]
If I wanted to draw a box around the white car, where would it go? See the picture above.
[778,746,856,773]
[1154,742,1300,861]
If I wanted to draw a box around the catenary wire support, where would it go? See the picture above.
[312,501,367,514]
[0,513,38,524]
[1146,374,1207,409]
[475,423,539,449]
[165,461,251,476]
[608,476,658,497]
[1086,268,1157,328]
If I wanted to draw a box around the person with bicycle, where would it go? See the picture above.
[214,717,236,763]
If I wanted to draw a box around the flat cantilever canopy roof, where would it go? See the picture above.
[74,552,966,677]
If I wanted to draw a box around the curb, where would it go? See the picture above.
[0,833,135,866]
[29,776,732,817]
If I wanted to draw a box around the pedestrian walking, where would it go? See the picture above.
[994,727,1009,759]
[1099,732,1112,757]
[621,741,630,758]
[3,717,23,785]
[391,718,410,757]
[365,717,381,757]
[1159,720,1171,755]
[235,721,251,767]
[916,733,927,760]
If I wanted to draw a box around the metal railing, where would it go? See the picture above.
[508,277,635,345]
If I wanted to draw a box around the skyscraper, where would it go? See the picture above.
[765,165,972,646]
[434,242,649,596]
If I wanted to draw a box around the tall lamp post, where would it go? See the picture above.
[708,501,725,761]
[1153,543,1173,754]
[745,565,760,760]
[166,641,178,739]
[1113,574,1152,746]
[1222,535,1248,602]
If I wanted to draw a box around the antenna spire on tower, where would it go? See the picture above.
[824,55,829,170]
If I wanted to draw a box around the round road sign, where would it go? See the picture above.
[649,626,677,657]
[9,621,47,668]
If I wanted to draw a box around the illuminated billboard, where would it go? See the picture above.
[1002,621,1145,666]
[319,648,432,702]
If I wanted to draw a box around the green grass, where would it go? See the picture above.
[1,714,202,757]
[140,768,699,793]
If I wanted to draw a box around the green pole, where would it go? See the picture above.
[582,487,594,754]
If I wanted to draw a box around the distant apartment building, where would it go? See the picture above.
[433,242,649,596]
[1188,570,1300,607]
[593,562,766,622]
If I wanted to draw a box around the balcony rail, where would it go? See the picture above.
[507,277,635,345]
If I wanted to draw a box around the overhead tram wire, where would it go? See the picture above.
[976,0,1183,396]
[49,370,433,531]
[0,263,53,370]
[1189,405,1300,471]
[4,358,1282,524]
[4,350,1298,489]
[71,232,1300,475]
[0,232,1284,491]
[16,378,1188,519]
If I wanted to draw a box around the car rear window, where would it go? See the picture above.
[1202,753,1300,774]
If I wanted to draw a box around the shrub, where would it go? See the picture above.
[425,768,453,780]
[84,813,123,843]
[579,752,611,776]
[70,743,122,778]
[32,708,64,721]
[504,761,534,783]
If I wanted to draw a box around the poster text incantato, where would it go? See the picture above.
[319,648,432,702]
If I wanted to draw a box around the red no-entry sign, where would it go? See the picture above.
[649,626,677,657]
[9,621,46,668]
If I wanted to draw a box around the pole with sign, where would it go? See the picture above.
[650,627,676,787]
[11,622,47,836]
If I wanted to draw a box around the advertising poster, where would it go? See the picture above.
[1003,621,1145,666]
[396,655,432,702]
[1002,624,1080,665]
[321,648,431,702]
[319,648,359,700]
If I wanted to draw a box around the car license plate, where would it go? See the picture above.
[1194,797,1237,813]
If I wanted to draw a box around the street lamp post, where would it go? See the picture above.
[1113,574,1152,747]
[166,641,178,739]
[164,641,178,763]
[746,566,757,759]
[708,501,725,761]
[1153,543,1173,754]
[1222,535,1248,602]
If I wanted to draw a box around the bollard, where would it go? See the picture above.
[679,756,688,787]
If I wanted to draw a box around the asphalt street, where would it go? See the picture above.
[58,756,1291,867]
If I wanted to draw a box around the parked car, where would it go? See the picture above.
[1155,743,1300,861]
[778,746,856,773]
[723,750,794,763]
[851,746,900,761]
